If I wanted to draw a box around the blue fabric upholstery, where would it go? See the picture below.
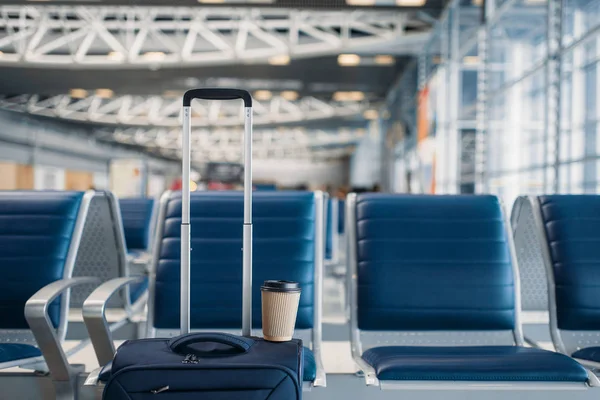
[362,346,589,382]
[0,191,83,329]
[153,191,315,330]
[129,277,148,304]
[572,347,600,363]
[119,198,154,251]
[303,347,316,382]
[254,184,277,191]
[325,198,333,260]
[0,343,42,364]
[355,194,515,331]
[338,199,345,234]
[538,195,600,330]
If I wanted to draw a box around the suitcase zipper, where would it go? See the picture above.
[150,386,169,394]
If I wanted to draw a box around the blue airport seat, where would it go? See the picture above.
[338,199,345,234]
[347,193,596,389]
[0,344,42,364]
[362,346,587,382]
[325,197,333,260]
[119,198,155,252]
[0,191,99,397]
[325,197,340,265]
[118,197,154,305]
[82,190,327,388]
[526,195,600,370]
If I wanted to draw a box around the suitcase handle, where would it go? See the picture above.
[183,88,252,107]
[169,333,255,355]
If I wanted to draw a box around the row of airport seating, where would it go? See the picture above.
[0,191,155,399]
[83,192,600,391]
[1,190,600,398]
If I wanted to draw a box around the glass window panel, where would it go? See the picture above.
[563,0,600,48]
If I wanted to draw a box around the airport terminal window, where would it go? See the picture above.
[387,0,600,201]
[559,3,600,193]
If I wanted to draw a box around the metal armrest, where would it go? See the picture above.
[585,368,600,387]
[352,354,378,386]
[312,347,327,387]
[24,277,99,382]
[83,276,145,367]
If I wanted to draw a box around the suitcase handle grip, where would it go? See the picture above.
[169,333,255,355]
[183,88,252,107]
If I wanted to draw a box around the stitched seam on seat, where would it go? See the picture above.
[377,376,585,381]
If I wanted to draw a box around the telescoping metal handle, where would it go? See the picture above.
[180,88,253,338]
[183,88,253,107]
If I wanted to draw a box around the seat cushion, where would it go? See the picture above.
[362,346,589,382]
[355,194,515,331]
[572,347,600,363]
[304,347,316,382]
[0,343,41,364]
[98,347,317,382]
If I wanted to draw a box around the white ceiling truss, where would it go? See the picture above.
[0,6,411,67]
[98,127,362,161]
[0,93,369,127]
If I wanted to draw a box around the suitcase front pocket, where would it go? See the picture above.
[106,366,300,400]
[129,388,277,400]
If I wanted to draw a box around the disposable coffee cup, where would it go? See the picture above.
[261,280,301,342]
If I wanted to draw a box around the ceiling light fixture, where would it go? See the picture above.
[197,0,226,3]
[333,91,365,102]
[280,91,299,101]
[346,0,376,5]
[254,90,273,101]
[396,0,426,5]
[268,55,290,66]
[143,51,166,61]
[463,55,479,64]
[338,54,361,67]
[70,89,88,99]
[95,88,114,99]
[363,109,379,120]
[107,51,124,61]
[163,90,184,98]
[374,55,395,65]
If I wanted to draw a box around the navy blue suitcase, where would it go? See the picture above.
[103,333,303,399]
[101,89,303,400]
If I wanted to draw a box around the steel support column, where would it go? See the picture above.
[546,0,563,192]
[475,26,488,193]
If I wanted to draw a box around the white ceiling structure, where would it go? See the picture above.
[0,6,420,67]
[0,4,433,161]
[99,126,362,161]
[0,93,369,127]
